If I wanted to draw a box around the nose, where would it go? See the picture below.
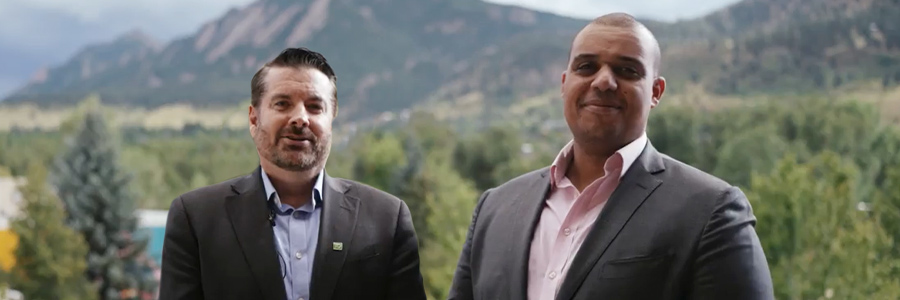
[288,106,310,128]
[591,65,617,92]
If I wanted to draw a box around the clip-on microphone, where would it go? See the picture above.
[266,196,277,227]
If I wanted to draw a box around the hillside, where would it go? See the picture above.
[3,0,899,122]
[1,0,584,121]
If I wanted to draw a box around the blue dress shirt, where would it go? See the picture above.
[261,168,324,300]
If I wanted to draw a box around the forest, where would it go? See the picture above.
[1,94,899,299]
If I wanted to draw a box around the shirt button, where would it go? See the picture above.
[295,252,303,259]
[298,298,304,300]
[292,210,302,219]
[564,228,571,236]
[549,272,557,279]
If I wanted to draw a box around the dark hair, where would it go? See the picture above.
[250,47,338,113]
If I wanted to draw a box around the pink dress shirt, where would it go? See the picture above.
[527,132,648,300]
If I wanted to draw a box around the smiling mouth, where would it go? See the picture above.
[282,136,313,146]
[581,103,622,111]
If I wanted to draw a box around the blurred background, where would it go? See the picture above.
[1,0,899,299]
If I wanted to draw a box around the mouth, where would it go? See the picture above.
[281,135,314,147]
[581,102,622,113]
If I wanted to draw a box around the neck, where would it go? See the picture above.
[261,160,320,208]
[567,142,615,192]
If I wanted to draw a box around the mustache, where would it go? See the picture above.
[278,126,317,142]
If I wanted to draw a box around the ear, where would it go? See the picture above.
[651,76,666,108]
[248,104,258,132]
[560,71,567,94]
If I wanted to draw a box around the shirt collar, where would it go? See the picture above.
[260,167,325,210]
[549,131,648,188]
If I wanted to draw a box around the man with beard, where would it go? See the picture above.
[448,13,774,300]
[159,48,427,300]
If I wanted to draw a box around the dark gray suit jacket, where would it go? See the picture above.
[159,166,427,300]
[448,142,774,300]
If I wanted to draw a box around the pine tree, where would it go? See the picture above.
[9,162,97,300]
[51,105,157,300]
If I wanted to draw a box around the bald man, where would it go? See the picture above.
[447,13,774,300]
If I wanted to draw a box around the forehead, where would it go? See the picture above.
[570,24,653,63]
[263,66,334,101]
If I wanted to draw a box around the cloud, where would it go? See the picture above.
[0,0,254,96]
[484,0,741,22]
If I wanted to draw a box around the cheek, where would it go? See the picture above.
[562,80,586,105]
[310,116,333,135]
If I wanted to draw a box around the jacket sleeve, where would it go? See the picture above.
[688,186,775,300]
[159,196,205,300]
[385,200,428,300]
[447,188,492,300]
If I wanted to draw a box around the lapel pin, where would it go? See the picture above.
[332,242,343,251]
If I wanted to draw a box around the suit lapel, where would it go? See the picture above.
[508,169,552,300]
[224,166,286,300]
[310,173,359,300]
[555,143,666,300]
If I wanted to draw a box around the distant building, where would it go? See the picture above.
[0,288,24,300]
[136,209,168,265]
[0,176,24,273]
[0,176,24,230]
[0,176,169,278]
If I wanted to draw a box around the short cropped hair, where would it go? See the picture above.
[570,12,662,77]
[591,12,641,27]
[250,48,338,113]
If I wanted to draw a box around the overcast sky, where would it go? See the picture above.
[0,0,739,98]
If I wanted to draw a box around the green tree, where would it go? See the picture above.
[8,163,97,300]
[452,126,523,191]
[119,147,169,209]
[350,131,407,191]
[875,165,900,261]
[712,123,806,187]
[417,155,479,300]
[747,152,900,299]
[51,107,157,300]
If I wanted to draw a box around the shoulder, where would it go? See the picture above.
[490,167,550,195]
[473,166,549,209]
[172,172,249,208]
[660,153,732,189]
[332,176,405,208]
[659,153,731,190]
[654,152,745,210]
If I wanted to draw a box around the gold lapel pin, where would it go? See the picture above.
[332,242,343,251]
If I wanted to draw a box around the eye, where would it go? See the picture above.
[307,104,324,113]
[615,67,641,79]
[575,62,597,73]
[274,100,289,107]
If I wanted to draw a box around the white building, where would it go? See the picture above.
[0,176,24,231]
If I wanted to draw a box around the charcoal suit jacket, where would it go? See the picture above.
[448,142,774,300]
[159,166,427,300]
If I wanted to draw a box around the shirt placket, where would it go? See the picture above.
[540,180,605,300]
[561,172,621,278]
[289,210,307,300]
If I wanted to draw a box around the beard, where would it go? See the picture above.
[254,123,331,172]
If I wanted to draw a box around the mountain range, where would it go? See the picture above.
[3,0,899,122]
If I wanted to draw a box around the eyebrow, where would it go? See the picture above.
[271,93,291,100]
[305,95,324,103]
[571,53,646,72]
